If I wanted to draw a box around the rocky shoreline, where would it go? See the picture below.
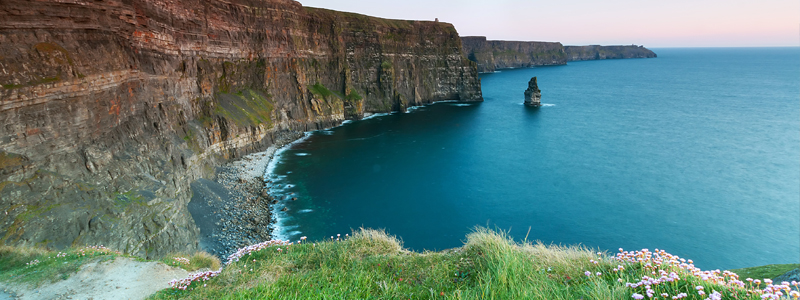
[188,131,306,258]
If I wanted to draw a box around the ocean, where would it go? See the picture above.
[263,47,799,270]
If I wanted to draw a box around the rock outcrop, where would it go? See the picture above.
[524,77,541,107]
[0,0,481,258]
[461,37,656,73]
[565,45,657,61]
[461,36,566,73]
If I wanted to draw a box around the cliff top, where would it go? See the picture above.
[3,229,792,299]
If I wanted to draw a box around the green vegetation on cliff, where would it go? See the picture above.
[148,229,794,299]
[1,229,796,299]
[0,245,218,287]
[213,89,274,127]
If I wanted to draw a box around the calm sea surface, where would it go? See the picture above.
[265,48,800,270]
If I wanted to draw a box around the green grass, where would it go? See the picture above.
[1,229,793,299]
[309,83,336,99]
[214,89,274,127]
[149,228,787,300]
[0,245,124,286]
[160,252,222,272]
[730,264,799,281]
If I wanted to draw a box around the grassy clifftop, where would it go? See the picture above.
[151,229,795,299]
[1,229,797,299]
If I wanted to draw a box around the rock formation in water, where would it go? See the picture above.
[461,37,656,73]
[0,0,482,258]
[564,45,657,61]
[461,36,566,73]
[524,77,541,107]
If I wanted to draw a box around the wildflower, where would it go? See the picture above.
[596,272,602,276]
[631,293,645,300]
[708,290,722,300]
[585,271,591,277]
[698,291,705,296]
[695,286,704,291]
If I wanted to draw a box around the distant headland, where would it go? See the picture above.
[461,36,657,73]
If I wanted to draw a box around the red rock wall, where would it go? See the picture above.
[0,0,481,257]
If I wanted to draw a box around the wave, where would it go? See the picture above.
[347,132,386,141]
[450,103,473,107]
[298,209,313,213]
[362,112,390,120]
[295,153,310,156]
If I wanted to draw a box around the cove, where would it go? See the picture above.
[265,47,800,270]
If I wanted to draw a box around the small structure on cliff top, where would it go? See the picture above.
[524,77,541,107]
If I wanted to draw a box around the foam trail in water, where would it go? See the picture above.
[362,112,390,120]
[295,153,310,156]
[262,132,313,241]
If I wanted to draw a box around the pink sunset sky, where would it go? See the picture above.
[298,0,799,48]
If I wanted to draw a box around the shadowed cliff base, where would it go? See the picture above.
[0,0,481,258]
[461,36,656,72]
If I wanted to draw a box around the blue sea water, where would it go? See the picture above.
[265,48,800,270]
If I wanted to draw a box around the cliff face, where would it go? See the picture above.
[0,0,481,258]
[565,45,657,61]
[461,36,566,73]
[462,37,656,72]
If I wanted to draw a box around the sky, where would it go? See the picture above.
[298,0,799,48]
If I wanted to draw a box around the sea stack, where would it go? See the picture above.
[524,77,542,107]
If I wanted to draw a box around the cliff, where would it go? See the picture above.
[0,0,482,258]
[461,36,566,73]
[461,37,656,72]
[565,45,657,61]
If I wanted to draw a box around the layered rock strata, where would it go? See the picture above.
[564,45,657,61]
[461,36,566,73]
[0,0,481,258]
[461,36,656,73]
[523,77,541,107]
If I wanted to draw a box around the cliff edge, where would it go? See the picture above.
[565,45,657,61]
[0,0,481,258]
[461,36,566,73]
[461,36,656,72]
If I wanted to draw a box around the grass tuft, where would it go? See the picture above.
[161,251,221,272]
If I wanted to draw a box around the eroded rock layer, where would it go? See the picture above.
[461,36,566,73]
[461,36,656,73]
[0,0,481,258]
[565,45,657,61]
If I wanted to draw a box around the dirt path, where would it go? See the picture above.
[1,257,189,300]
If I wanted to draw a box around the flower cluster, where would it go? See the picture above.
[172,257,191,264]
[75,245,121,256]
[606,248,800,299]
[225,239,293,265]
[25,259,40,267]
[751,280,798,299]
[168,270,221,291]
